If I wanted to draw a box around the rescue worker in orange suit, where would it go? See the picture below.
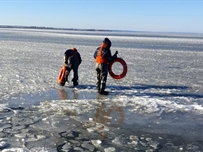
[93,38,118,95]
[64,48,82,86]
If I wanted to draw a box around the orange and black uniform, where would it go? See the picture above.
[93,38,117,94]
[64,48,82,86]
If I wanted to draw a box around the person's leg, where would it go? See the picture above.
[72,66,79,86]
[96,69,101,92]
[65,67,71,82]
[95,63,101,92]
[100,64,108,95]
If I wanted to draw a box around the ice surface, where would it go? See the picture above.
[1,28,203,151]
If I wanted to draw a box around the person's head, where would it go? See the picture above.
[103,38,111,49]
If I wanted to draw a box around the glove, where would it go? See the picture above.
[111,51,118,61]
[113,51,118,58]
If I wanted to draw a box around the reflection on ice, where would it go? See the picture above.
[58,88,78,100]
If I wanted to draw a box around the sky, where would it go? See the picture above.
[0,0,203,33]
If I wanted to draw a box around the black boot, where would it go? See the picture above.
[99,90,108,95]
[73,81,78,86]
[73,82,78,86]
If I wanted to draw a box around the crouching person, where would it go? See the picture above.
[64,47,82,86]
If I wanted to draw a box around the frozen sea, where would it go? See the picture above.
[1,28,203,152]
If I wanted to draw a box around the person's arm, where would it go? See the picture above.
[111,51,118,61]
[104,49,112,63]
[93,47,99,59]
[64,49,71,64]
[77,52,82,65]
[64,51,68,64]
[106,49,118,62]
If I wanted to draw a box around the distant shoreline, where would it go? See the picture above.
[1,25,203,39]
[0,25,111,32]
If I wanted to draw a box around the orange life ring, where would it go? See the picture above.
[58,66,67,86]
[108,58,127,79]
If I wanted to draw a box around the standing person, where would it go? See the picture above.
[64,47,82,86]
[93,38,118,95]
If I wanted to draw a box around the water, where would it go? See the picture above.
[0,28,203,151]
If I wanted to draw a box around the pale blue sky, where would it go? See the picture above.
[0,0,202,33]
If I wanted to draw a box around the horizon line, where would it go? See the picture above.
[0,25,203,36]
